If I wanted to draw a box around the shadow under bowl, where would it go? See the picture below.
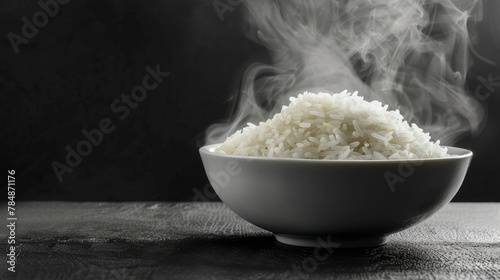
[199,144,472,248]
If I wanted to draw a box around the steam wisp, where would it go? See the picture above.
[206,0,484,145]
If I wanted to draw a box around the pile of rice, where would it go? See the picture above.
[216,90,449,160]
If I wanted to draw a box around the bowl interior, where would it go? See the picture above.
[201,144,472,163]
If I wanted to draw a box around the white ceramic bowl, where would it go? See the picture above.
[199,144,472,248]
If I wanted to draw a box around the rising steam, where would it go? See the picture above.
[206,0,484,145]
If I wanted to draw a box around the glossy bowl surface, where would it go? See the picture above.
[199,144,473,247]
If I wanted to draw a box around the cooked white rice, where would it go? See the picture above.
[216,90,449,160]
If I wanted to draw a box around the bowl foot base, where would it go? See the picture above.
[274,233,388,248]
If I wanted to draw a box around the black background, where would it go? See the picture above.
[1,0,499,201]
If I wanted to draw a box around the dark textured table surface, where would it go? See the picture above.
[1,202,499,279]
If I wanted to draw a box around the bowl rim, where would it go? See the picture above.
[200,143,473,163]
